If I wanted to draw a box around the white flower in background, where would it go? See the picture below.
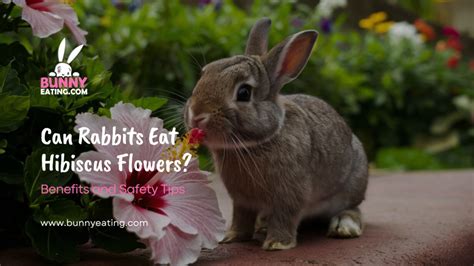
[317,0,347,18]
[388,21,423,46]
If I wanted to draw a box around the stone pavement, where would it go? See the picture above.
[1,170,473,265]
[199,170,474,265]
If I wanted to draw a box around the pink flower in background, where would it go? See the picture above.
[442,26,460,39]
[3,0,87,44]
[74,103,225,265]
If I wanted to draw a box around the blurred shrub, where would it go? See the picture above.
[74,0,474,168]
[375,147,442,170]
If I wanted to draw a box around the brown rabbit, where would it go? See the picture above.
[184,18,368,250]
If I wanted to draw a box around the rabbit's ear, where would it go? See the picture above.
[263,30,318,87]
[67,45,84,64]
[245,17,271,56]
[58,38,66,62]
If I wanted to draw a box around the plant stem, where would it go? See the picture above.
[0,3,18,33]
[4,3,14,19]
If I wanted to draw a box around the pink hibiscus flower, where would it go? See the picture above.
[74,103,225,265]
[3,0,87,44]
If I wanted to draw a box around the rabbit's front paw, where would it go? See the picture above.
[253,213,268,241]
[220,230,252,243]
[262,237,296,251]
[327,208,363,238]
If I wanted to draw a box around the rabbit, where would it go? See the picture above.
[184,18,368,250]
[48,38,83,77]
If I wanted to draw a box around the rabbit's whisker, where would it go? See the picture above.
[231,132,269,191]
[230,134,268,193]
[155,88,188,102]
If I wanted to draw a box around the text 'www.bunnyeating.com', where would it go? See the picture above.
[39,219,148,229]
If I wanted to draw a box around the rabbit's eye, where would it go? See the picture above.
[236,84,251,102]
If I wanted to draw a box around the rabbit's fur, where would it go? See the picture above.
[184,18,368,250]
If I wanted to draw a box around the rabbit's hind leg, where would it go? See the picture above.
[327,207,363,238]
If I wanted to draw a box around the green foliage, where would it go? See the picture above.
[396,0,436,20]
[76,0,474,165]
[25,218,89,263]
[24,148,72,204]
[38,199,87,221]
[0,13,162,261]
[0,94,29,132]
[130,97,168,111]
[309,33,474,161]
[375,147,442,170]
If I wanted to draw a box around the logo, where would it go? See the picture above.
[40,38,88,95]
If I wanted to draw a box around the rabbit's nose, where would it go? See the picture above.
[191,113,210,129]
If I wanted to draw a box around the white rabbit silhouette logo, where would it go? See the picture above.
[48,38,83,78]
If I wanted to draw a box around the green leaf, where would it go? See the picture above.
[35,199,87,222]
[90,226,146,253]
[29,88,60,111]
[0,138,7,155]
[0,94,30,133]
[0,155,24,184]
[0,64,27,95]
[97,107,111,117]
[130,97,168,112]
[24,147,73,204]
[0,65,20,93]
[89,199,145,253]
[0,42,30,76]
[84,57,107,78]
[25,218,86,263]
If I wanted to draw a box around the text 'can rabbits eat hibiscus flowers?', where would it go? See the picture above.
[35,103,225,265]
[39,108,201,173]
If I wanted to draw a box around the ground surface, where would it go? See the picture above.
[1,170,473,265]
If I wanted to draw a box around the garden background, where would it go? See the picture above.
[0,0,473,263]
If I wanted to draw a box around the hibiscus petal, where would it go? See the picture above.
[75,112,133,158]
[42,0,79,21]
[46,1,88,44]
[21,5,63,38]
[110,102,170,162]
[113,198,171,240]
[111,102,159,134]
[147,225,201,266]
[64,19,87,45]
[160,159,210,185]
[74,151,133,201]
[162,182,226,249]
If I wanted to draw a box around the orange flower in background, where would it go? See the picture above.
[436,40,447,52]
[414,19,436,41]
